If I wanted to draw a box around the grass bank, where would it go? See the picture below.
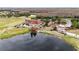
[40,30,79,50]
[0,28,30,39]
[62,35,79,50]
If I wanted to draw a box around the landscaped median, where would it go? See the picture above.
[39,30,79,51]
[0,28,30,39]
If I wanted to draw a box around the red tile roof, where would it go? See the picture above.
[30,20,43,24]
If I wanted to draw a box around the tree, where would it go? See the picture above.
[71,19,79,29]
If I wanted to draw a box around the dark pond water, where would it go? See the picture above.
[0,33,76,51]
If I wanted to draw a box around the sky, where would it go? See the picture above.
[0,0,79,7]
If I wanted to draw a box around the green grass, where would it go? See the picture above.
[0,17,24,29]
[0,28,30,39]
[62,35,79,50]
[0,17,30,39]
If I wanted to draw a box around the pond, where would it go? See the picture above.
[0,33,76,51]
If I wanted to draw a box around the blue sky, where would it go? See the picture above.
[0,0,79,7]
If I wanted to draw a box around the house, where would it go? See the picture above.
[24,18,44,28]
[56,24,66,33]
[56,19,72,33]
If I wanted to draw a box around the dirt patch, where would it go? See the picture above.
[67,29,79,35]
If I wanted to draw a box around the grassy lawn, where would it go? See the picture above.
[40,30,79,50]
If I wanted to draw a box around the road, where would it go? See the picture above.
[0,33,76,51]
